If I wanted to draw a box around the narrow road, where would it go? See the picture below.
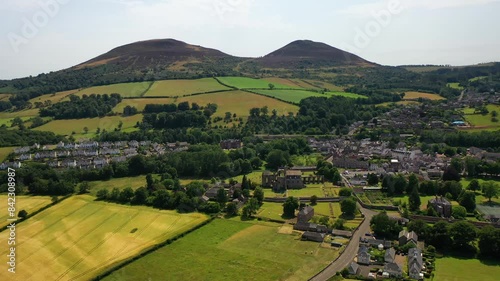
[458,89,465,102]
[310,206,378,281]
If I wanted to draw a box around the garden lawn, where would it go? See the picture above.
[0,195,208,281]
[104,219,340,281]
[462,104,500,130]
[434,257,500,281]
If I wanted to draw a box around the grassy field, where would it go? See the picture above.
[217,77,295,89]
[0,195,208,281]
[462,104,500,130]
[86,175,163,196]
[144,78,231,97]
[73,82,152,98]
[447,82,464,90]
[29,89,80,105]
[112,98,174,113]
[0,146,15,161]
[256,202,287,220]
[176,91,298,120]
[261,77,304,89]
[0,195,53,228]
[0,93,11,101]
[104,219,340,281]
[396,195,437,210]
[0,108,40,119]
[434,257,500,281]
[404,91,445,100]
[377,100,421,107]
[251,89,328,103]
[301,79,345,92]
[34,114,142,139]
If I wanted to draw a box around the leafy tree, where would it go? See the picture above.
[467,179,480,192]
[482,181,499,203]
[268,83,275,90]
[393,174,407,195]
[428,221,451,249]
[253,187,264,205]
[333,218,345,230]
[478,226,500,257]
[133,187,148,205]
[282,196,299,218]
[216,188,228,207]
[340,197,357,217]
[370,211,402,239]
[119,187,134,203]
[443,166,461,181]
[83,127,89,134]
[407,220,429,240]
[18,209,28,219]
[96,189,109,200]
[226,202,238,217]
[452,205,467,219]
[310,195,318,205]
[241,198,259,218]
[367,173,379,186]
[407,173,419,194]
[449,221,477,248]
[459,190,476,212]
[265,149,290,170]
[78,181,91,194]
[339,188,352,197]
[110,188,120,202]
[319,216,329,226]
[408,187,421,212]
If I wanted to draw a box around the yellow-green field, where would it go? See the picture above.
[0,195,53,228]
[87,175,163,196]
[262,77,304,89]
[29,89,80,105]
[434,257,500,281]
[144,78,231,97]
[0,147,15,161]
[217,77,295,89]
[377,101,421,107]
[73,82,153,98]
[112,98,174,113]
[0,195,208,281]
[0,93,11,101]
[447,82,464,90]
[0,108,39,119]
[176,91,299,120]
[461,104,500,131]
[403,91,445,101]
[302,79,345,91]
[34,114,142,139]
[104,219,340,281]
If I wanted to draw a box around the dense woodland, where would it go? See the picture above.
[40,94,122,119]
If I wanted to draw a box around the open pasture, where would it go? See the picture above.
[217,76,296,89]
[34,114,142,139]
[73,82,152,98]
[29,89,80,105]
[104,219,340,281]
[176,91,298,120]
[0,147,15,161]
[144,78,231,97]
[0,195,208,281]
[434,257,500,281]
[403,91,445,101]
[462,104,500,131]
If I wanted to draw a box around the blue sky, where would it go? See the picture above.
[1,0,499,79]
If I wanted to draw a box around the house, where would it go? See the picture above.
[220,139,242,150]
[297,206,314,223]
[128,140,139,148]
[19,154,32,161]
[261,169,319,192]
[301,231,325,242]
[14,146,30,154]
[348,262,360,275]
[48,161,59,168]
[366,239,392,249]
[110,156,127,163]
[204,187,221,200]
[408,248,424,280]
[332,229,353,238]
[384,262,402,278]
[399,230,418,246]
[123,148,138,157]
[385,248,396,263]
[428,196,452,217]
[62,159,77,168]
[357,245,371,265]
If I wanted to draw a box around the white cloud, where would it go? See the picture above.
[339,0,500,17]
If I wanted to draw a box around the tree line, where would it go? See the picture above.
[40,94,122,119]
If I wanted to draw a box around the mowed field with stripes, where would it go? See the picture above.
[0,195,208,281]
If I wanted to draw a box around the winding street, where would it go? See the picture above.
[310,205,378,281]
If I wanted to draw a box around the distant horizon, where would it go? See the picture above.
[1,0,500,79]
